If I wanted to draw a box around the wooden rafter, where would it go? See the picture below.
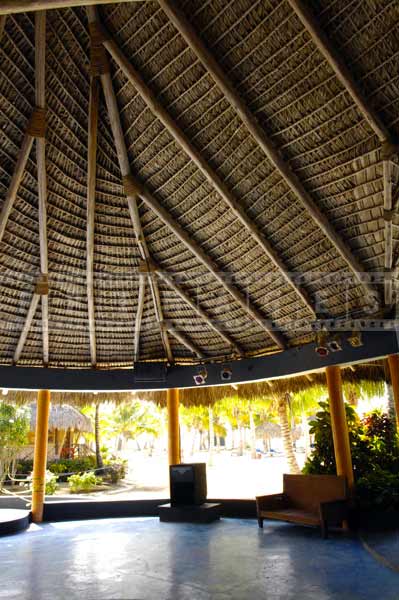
[154,264,242,355]
[122,174,286,350]
[86,7,173,364]
[0,1,146,16]
[162,320,205,359]
[35,10,49,366]
[157,0,379,306]
[0,14,6,39]
[87,75,99,366]
[92,22,316,318]
[0,132,34,244]
[13,294,40,364]
[134,274,145,362]
[287,0,392,144]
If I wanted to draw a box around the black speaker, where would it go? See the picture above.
[169,463,207,506]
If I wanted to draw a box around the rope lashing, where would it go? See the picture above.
[123,174,141,197]
[89,22,110,76]
[27,107,46,138]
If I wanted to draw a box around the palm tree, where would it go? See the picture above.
[109,401,162,450]
[277,393,300,474]
[94,402,103,468]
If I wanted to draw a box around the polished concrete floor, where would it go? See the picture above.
[0,517,397,599]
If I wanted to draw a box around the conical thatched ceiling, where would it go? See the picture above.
[1,1,398,370]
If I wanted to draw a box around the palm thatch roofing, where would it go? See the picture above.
[0,361,385,407]
[0,1,398,370]
[29,402,93,432]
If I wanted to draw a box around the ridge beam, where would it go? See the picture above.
[87,75,99,366]
[287,0,393,144]
[91,20,317,318]
[157,0,379,306]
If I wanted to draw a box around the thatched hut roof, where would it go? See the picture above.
[0,2,398,371]
[0,361,385,408]
[29,403,92,432]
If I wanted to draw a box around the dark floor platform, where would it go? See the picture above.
[0,509,30,536]
[0,517,398,599]
[159,502,221,523]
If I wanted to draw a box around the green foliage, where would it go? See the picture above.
[0,403,30,487]
[48,456,96,478]
[303,403,399,511]
[68,471,102,493]
[27,470,58,495]
[16,459,34,475]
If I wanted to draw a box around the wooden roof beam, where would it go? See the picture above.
[287,0,393,144]
[157,0,379,306]
[154,265,242,355]
[91,21,316,319]
[13,293,40,364]
[0,1,146,16]
[35,10,49,366]
[162,320,205,359]
[0,15,6,39]
[134,274,145,363]
[122,175,287,350]
[86,7,173,364]
[86,75,99,367]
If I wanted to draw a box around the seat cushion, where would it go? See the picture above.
[260,508,320,526]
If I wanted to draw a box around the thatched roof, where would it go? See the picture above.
[29,402,93,432]
[0,2,398,370]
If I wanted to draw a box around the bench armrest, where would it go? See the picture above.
[319,499,348,525]
[256,493,289,512]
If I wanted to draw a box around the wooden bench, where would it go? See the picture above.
[256,474,349,538]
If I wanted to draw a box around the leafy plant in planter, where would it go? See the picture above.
[68,471,103,493]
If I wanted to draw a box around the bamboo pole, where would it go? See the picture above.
[155,266,241,355]
[13,294,40,363]
[87,75,99,366]
[85,6,173,364]
[0,14,6,39]
[123,174,287,349]
[134,275,146,362]
[31,389,51,523]
[387,354,399,428]
[95,20,315,318]
[167,388,180,465]
[157,0,379,305]
[325,365,354,492]
[162,320,205,358]
[383,159,393,305]
[0,0,146,15]
[35,10,49,365]
[287,0,392,143]
[0,132,34,243]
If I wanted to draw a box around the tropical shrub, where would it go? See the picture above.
[303,403,399,511]
[68,471,102,493]
[0,404,30,488]
[27,470,58,495]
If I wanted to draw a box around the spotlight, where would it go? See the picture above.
[348,331,363,348]
[193,367,207,385]
[327,334,342,353]
[315,330,329,357]
[220,366,232,381]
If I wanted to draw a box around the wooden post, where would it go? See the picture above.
[387,354,399,427]
[325,366,354,492]
[31,389,51,523]
[167,388,180,465]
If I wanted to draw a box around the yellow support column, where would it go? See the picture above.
[167,388,180,465]
[31,389,51,523]
[387,354,399,427]
[325,366,354,493]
